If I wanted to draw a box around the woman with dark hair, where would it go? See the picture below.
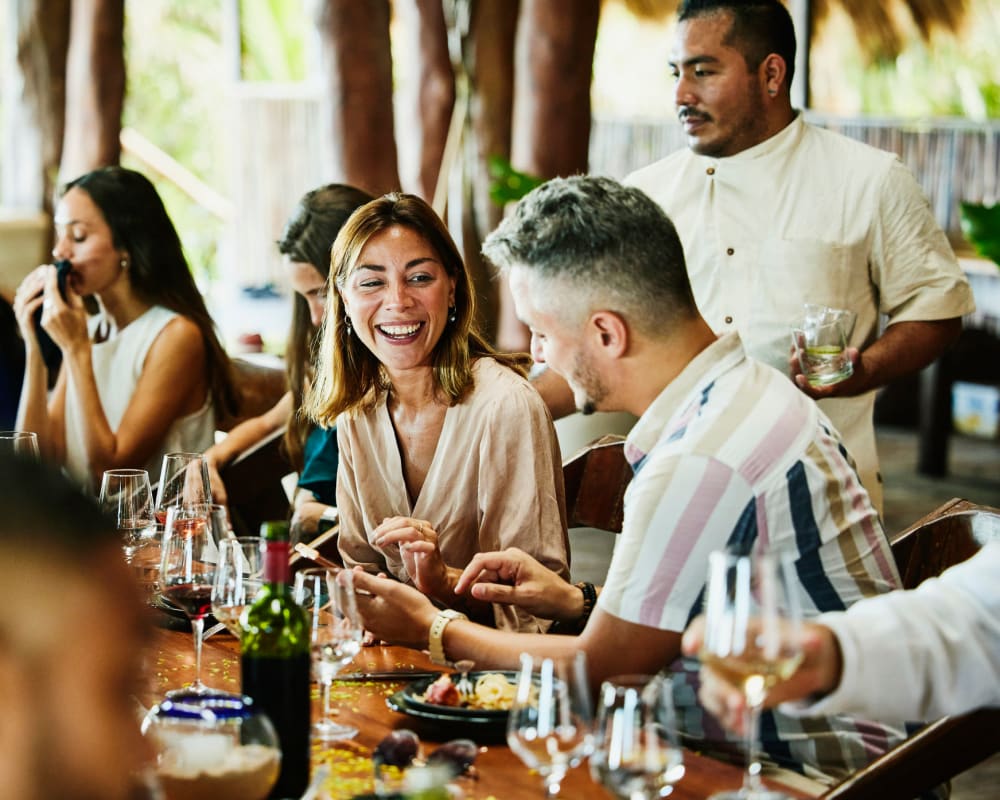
[304,193,569,633]
[205,183,372,533]
[12,166,237,490]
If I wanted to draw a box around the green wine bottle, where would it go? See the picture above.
[241,521,311,799]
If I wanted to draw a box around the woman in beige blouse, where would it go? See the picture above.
[304,193,569,632]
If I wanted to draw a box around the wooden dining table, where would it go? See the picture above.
[143,619,813,800]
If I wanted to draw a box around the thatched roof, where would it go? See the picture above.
[617,0,971,61]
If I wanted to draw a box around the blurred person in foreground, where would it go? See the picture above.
[533,0,974,514]
[682,542,1000,730]
[0,452,150,800]
[12,166,237,492]
[349,176,905,784]
[203,183,373,538]
[303,192,568,632]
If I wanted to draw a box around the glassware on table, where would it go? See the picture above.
[141,691,280,800]
[100,468,160,604]
[0,430,39,458]
[159,504,216,696]
[212,536,263,637]
[699,548,804,800]
[154,452,212,528]
[790,304,857,387]
[590,674,685,799]
[507,651,593,797]
[294,567,364,741]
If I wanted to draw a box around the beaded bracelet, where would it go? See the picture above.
[576,581,597,626]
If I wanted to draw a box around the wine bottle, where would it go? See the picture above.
[240,521,311,799]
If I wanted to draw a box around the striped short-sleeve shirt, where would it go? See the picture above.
[599,332,905,784]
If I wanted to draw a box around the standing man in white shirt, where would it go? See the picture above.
[535,0,974,512]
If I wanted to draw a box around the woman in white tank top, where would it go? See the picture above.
[11,167,237,492]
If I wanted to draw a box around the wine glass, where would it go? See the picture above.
[154,452,212,528]
[99,469,156,557]
[700,548,803,800]
[0,430,39,458]
[507,651,593,797]
[159,504,217,696]
[590,674,685,799]
[294,567,364,741]
[212,536,263,637]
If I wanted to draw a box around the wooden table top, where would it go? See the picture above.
[144,621,811,800]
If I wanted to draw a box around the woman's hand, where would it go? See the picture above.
[13,264,88,355]
[12,265,49,348]
[372,516,451,599]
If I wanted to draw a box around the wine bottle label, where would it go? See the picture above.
[263,540,290,584]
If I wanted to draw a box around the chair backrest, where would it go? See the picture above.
[218,357,289,433]
[219,426,293,539]
[819,498,1000,799]
[561,435,631,533]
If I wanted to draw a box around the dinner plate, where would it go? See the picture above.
[386,689,506,727]
[398,671,519,720]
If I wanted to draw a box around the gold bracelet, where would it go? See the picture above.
[428,609,467,666]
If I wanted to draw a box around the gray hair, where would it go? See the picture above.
[482,175,696,337]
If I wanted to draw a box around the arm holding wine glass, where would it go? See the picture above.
[682,542,1000,725]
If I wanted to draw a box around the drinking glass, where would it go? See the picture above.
[212,536,263,637]
[507,651,593,797]
[0,430,39,458]
[154,452,212,528]
[700,548,803,800]
[590,674,685,799]
[99,469,156,557]
[159,504,216,696]
[790,304,857,387]
[294,567,364,741]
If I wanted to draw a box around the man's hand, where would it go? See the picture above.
[681,615,843,736]
[453,547,584,622]
[350,569,439,649]
[789,346,866,400]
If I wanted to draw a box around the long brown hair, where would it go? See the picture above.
[276,184,373,468]
[305,193,529,426]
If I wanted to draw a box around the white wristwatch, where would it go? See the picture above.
[428,609,467,666]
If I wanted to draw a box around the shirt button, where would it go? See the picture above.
[726,247,735,255]
[706,167,716,176]
[724,315,733,324]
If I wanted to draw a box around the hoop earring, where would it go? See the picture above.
[448,306,457,323]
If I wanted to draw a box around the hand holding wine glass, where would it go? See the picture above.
[159,504,216,696]
[507,651,593,797]
[699,547,803,800]
[591,674,685,799]
[294,567,364,741]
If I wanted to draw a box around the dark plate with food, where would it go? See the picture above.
[399,671,520,719]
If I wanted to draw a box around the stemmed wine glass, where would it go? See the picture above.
[154,452,212,528]
[0,430,39,458]
[211,536,263,637]
[700,547,804,800]
[294,567,364,741]
[99,469,156,557]
[507,651,593,797]
[590,674,685,799]
[159,504,217,696]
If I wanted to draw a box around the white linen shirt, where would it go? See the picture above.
[627,114,975,512]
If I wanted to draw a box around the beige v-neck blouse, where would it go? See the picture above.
[336,357,570,632]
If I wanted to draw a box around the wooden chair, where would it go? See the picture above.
[818,498,1000,800]
[218,427,293,539]
[217,357,289,433]
[561,434,631,533]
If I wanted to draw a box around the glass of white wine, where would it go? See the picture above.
[212,536,263,636]
[590,674,685,799]
[700,547,803,800]
[507,651,593,797]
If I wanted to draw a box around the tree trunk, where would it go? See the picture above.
[60,0,125,181]
[314,0,400,196]
[395,0,454,201]
[2,0,70,213]
[511,0,600,179]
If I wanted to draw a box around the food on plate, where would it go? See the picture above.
[423,674,462,707]
[420,672,517,711]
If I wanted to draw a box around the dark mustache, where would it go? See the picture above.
[678,107,710,123]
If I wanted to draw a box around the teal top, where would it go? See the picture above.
[297,425,339,505]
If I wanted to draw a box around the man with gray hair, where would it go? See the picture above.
[351,175,906,785]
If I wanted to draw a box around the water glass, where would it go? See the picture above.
[790,304,857,386]
[507,651,593,797]
[0,430,39,459]
[590,674,685,799]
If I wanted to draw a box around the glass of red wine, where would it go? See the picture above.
[159,503,217,696]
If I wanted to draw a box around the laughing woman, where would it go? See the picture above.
[304,193,569,632]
